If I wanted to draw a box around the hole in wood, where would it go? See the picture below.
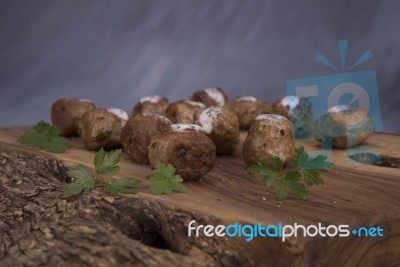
[101,208,170,251]
[348,153,400,168]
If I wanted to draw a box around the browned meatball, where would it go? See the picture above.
[191,87,229,107]
[228,96,271,129]
[242,114,295,165]
[51,98,96,136]
[148,124,216,180]
[313,105,375,148]
[121,112,172,164]
[271,99,290,118]
[194,107,239,155]
[272,96,314,138]
[78,108,129,151]
[166,100,206,123]
[132,95,169,116]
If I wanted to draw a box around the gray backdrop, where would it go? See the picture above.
[1,0,399,133]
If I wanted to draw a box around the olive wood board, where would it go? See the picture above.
[0,127,399,267]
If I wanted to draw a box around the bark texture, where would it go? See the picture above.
[0,145,253,267]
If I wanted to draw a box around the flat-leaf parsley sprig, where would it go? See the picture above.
[248,145,332,200]
[149,163,186,195]
[18,120,70,153]
[64,148,141,197]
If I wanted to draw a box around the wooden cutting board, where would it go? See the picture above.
[0,127,399,267]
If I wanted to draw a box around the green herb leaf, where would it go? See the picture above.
[48,125,61,136]
[150,163,186,195]
[248,156,283,186]
[275,171,308,200]
[294,145,305,158]
[63,183,85,196]
[94,148,122,175]
[296,152,331,186]
[247,145,331,200]
[94,147,106,171]
[18,131,47,149]
[40,136,70,153]
[18,120,70,153]
[297,153,332,170]
[65,148,145,197]
[302,169,326,186]
[33,120,50,134]
[104,178,142,195]
[64,165,95,196]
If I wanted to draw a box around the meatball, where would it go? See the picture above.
[166,100,206,123]
[132,95,169,116]
[148,124,216,180]
[313,104,375,149]
[242,114,295,165]
[121,112,172,164]
[194,107,239,155]
[51,98,96,136]
[228,96,271,129]
[191,87,229,107]
[272,96,314,138]
[78,108,129,150]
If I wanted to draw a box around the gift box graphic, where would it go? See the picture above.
[286,40,382,136]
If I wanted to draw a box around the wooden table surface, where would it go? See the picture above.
[0,127,399,267]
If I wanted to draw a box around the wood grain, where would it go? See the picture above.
[1,127,399,266]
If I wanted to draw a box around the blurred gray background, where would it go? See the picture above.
[0,0,399,133]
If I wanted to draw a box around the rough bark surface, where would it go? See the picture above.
[0,145,253,267]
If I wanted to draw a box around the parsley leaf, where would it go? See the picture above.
[150,163,186,195]
[275,171,308,200]
[94,148,121,175]
[297,153,332,170]
[40,136,70,153]
[64,165,95,196]
[294,145,305,158]
[64,148,140,197]
[302,169,326,186]
[104,178,141,195]
[33,120,50,134]
[248,145,332,200]
[248,156,283,186]
[18,120,70,153]
[296,151,332,186]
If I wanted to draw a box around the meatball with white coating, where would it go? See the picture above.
[78,108,128,150]
[228,96,271,129]
[191,87,229,107]
[166,100,206,123]
[272,96,314,138]
[313,104,374,148]
[148,124,216,180]
[132,95,169,116]
[194,107,239,155]
[242,114,295,166]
